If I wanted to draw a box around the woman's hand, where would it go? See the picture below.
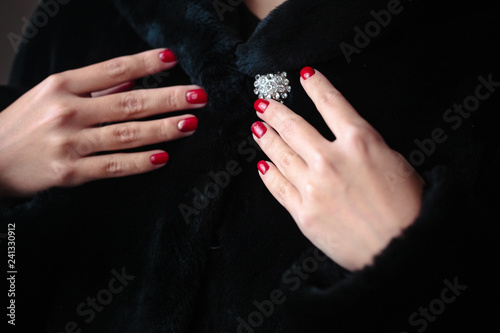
[251,67,424,271]
[0,49,207,199]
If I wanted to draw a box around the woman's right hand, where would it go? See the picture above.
[0,49,207,199]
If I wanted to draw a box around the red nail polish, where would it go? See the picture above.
[251,121,267,139]
[186,89,208,104]
[300,66,316,80]
[159,50,177,63]
[178,117,198,132]
[257,160,270,175]
[150,152,169,165]
[254,99,270,113]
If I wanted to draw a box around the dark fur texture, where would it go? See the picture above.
[1,0,499,332]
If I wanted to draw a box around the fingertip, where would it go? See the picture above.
[300,66,316,81]
[257,160,270,176]
[150,152,170,165]
[254,99,270,114]
[251,121,268,139]
[186,88,208,105]
[159,49,177,64]
[178,116,198,132]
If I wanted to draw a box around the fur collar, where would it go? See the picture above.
[110,0,391,83]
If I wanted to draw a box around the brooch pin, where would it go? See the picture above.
[253,72,291,103]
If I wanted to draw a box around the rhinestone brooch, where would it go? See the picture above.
[253,72,291,103]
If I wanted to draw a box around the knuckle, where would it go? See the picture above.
[271,177,292,202]
[279,150,299,168]
[120,92,145,117]
[43,73,69,91]
[296,211,316,231]
[131,157,143,173]
[104,58,129,79]
[302,182,327,210]
[279,116,301,139]
[164,89,182,110]
[276,182,289,201]
[48,101,77,125]
[343,124,380,156]
[52,161,77,186]
[318,88,343,108]
[141,52,160,76]
[303,181,317,199]
[104,158,126,176]
[259,132,276,150]
[111,125,138,145]
[159,118,175,139]
[265,102,282,123]
[53,137,80,162]
[311,150,332,172]
[73,138,95,156]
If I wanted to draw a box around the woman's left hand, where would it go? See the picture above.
[251,67,424,271]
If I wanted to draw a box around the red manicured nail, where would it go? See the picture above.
[300,66,315,80]
[186,89,208,104]
[254,99,270,113]
[178,117,198,132]
[251,121,267,139]
[150,152,169,165]
[159,50,177,63]
[257,160,270,175]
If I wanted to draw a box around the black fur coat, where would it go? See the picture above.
[1,0,499,332]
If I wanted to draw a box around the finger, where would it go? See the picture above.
[257,160,301,216]
[300,67,368,137]
[74,150,170,183]
[63,49,177,95]
[90,81,135,98]
[76,115,198,154]
[80,85,207,125]
[251,121,308,186]
[254,98,329,161]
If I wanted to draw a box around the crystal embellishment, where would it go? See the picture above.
[253,72,291,103]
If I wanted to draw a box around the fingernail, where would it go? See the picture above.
[300,66,315,80]
[257,160,270,175]
[254,99,270,113]
[186,89,208,104]
[251,121,267,139]
[178,117,198,132]
[150,152,169,165]
[159,50,177,63]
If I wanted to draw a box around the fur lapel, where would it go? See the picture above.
[110,0,391,80]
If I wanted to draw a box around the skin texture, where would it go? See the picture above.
[253,69,424,271]
[0,49,205,199]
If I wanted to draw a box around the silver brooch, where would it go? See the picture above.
[253,72,291,103]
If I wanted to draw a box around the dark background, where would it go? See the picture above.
[0,0,40,85]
